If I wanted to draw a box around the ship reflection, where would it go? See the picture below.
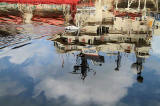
[53,26,151,83]
[72,52,104,80]
[52,0,153,82]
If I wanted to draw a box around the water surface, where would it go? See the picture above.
[0,1,160,106]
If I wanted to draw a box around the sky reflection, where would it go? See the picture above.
[0,38,136,106]
[0,35,159,106]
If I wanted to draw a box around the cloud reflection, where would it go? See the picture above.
[0,77,26,97]
[0,39,52,64]
[26,56,135,106]
[152,36,160,57]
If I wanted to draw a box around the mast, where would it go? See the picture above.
[157,0,159,12]
[138,0,141,11]
[127,0,130,9]
[115,0,119,10]
[143,0,146,11]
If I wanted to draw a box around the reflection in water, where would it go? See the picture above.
[131,56,144,83]
[115,52,121,71]
[72,52,104,80]
[52,5,152,82]
[0,0,160,106]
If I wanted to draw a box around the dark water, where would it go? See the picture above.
[0,1,160,106]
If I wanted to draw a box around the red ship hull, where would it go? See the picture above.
[0,0,79,4]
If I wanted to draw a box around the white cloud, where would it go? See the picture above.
[151,36,160,57]
[0,77,26,97]
[0,39,52,64]
[25,56,135,106]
